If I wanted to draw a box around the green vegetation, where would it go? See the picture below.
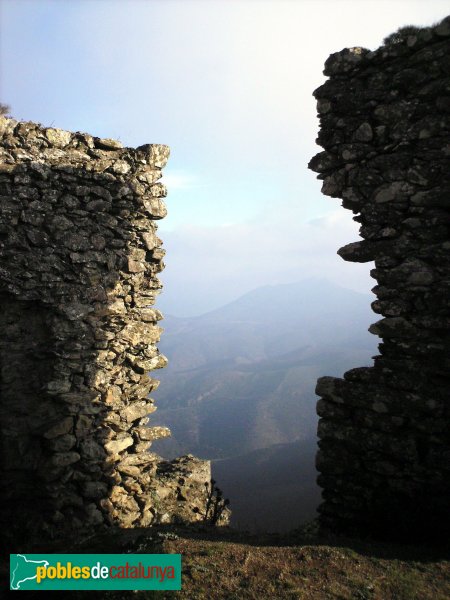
[203,479,230,525]
[383,25,423,45]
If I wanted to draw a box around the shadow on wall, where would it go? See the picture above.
[309,16,450,542]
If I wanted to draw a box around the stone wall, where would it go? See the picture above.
[0,118,226,548]
[309,17,450,541]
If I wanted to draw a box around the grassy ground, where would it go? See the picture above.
[6,523,450,599]
[166,536,449,599]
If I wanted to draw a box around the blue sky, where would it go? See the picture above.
[2,0,449,314]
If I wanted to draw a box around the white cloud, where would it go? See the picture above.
[5,0,445,316]
[161,170,201,190]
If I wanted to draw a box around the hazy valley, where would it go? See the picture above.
[152,279,378,531]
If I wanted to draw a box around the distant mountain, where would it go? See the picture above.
[212,437,321,533]
[151,279,377,460]
[156,278,375,370]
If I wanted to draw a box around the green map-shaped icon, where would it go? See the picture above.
[10,555,49,590]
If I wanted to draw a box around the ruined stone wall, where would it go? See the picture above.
[0,118,222,548]
[309,17,450,541]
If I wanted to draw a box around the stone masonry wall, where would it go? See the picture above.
[309,17,450,541]
[0,118,225,548]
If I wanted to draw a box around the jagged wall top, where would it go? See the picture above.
[321,16,450,78]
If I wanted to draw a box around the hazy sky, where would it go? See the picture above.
[2,0,448,315]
